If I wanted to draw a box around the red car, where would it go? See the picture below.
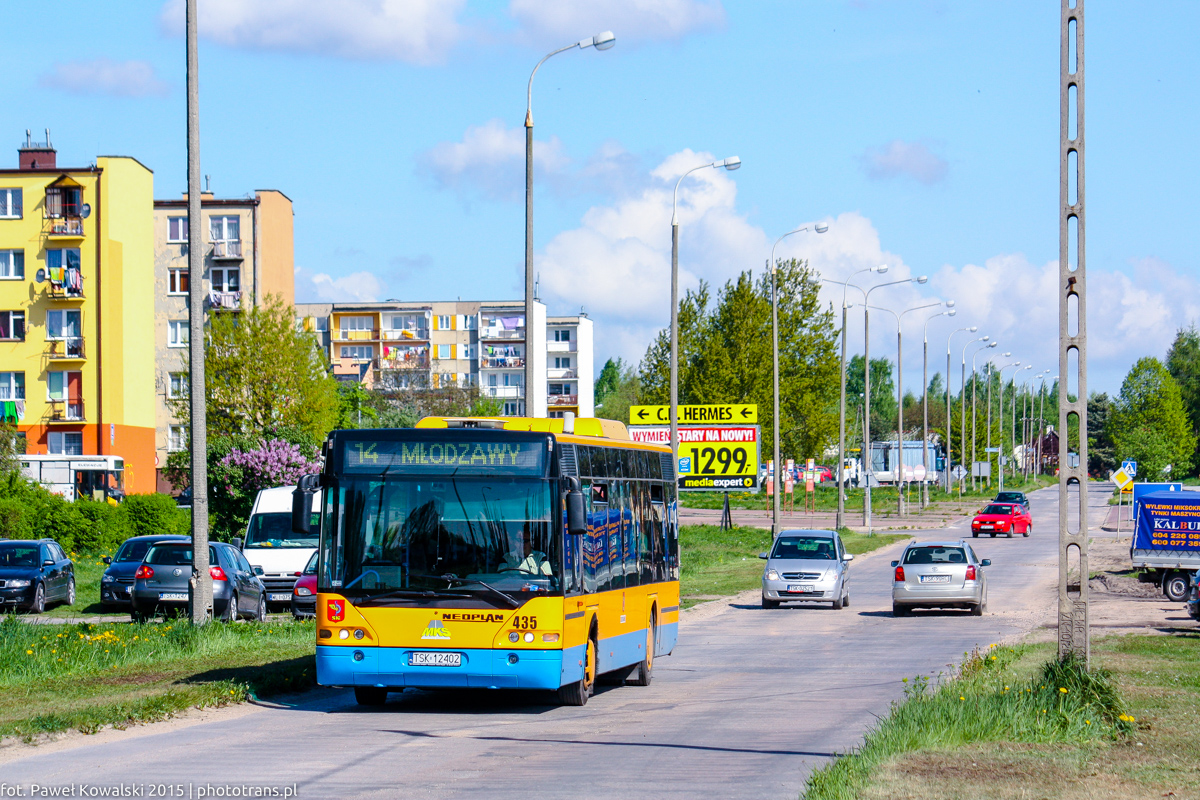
[290,552,318,619]
[971,503,1032,538]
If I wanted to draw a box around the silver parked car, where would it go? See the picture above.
[759,529,853,609]
[891,540,990,617]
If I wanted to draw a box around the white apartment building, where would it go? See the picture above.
[296,299,594,418]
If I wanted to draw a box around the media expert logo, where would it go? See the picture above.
[327,599,345,622]
[681,476,755,490]
[421,619,452,640]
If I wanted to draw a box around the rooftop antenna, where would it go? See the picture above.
[25,130,31,147]
[534,274,540,302]
[204,174,210,192]
[45,129,51,147]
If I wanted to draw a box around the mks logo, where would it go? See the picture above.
[327,599,344,622]
[421,619,451,640]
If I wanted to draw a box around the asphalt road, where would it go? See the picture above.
[3,484,1110,800]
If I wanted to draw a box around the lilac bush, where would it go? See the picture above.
[211,438,322,538]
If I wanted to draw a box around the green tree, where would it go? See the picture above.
[1087,392,1117,475]
[336,382,380,429]
[1109,357,1196,479]
[1165,325,1200,470]
[595,359,641,424]
[846,355,897,436]
[639,260,839,461]
[594,358,622,407]
[171,295,340,442]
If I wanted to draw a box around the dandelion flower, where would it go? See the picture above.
[959,696,965,701]
[1085,720,1091,725]
[26,649,32,655]
[1059,687,1068,694]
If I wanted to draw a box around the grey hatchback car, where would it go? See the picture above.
[131,541,267,622]
[760,529,853,609]
[892,540,990,616]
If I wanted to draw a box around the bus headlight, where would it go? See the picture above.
[523,632,535,643]
[339,629,350,640]
[508,632,520,643]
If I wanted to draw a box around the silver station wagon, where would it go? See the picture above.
[891,540,990,617]
[759,529,853,609]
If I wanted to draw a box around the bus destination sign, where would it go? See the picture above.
[343,439,545,475]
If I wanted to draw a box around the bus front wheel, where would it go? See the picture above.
[354,687,388,707]
[558,635,596,706]
[628,615,656,687]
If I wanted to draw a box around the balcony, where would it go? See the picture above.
[483,386,524,399]
[211,240,243,260]
[381,328,429,341]
[480,329,524,341]
[549,394,579,407]
[48,399,84,423]
[46,338,85,360]
[547,341,577,353]
[335,329,381,342]
[47,274,84,301]
[46,217,85,239]
[548,368,578,379]
[481,356,525,369]
[379,353,430,371]
[209,291,243,311]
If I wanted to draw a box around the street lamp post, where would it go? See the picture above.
[769,223,829,536]
[1013,365,1032,482]
[946,327,978,493]
[921,305,957,507]
[994,360,1021,492]
[1037,373,1057,477]
[970,341,999,492]
[669,156,741,468]
[820,265,888,529]
[960,335,989,494]
[525,31,616,417]
[860,275,928,530]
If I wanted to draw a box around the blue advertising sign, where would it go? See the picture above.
[1132,482,1183,516]
[1134,491,1200,552]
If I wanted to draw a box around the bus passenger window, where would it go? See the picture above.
[606,448,622,479]
[591,483,608,504]
[577,445,592,478]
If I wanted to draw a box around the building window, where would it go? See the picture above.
[488,374,497,387]
[211,267,240,292]
[549,383,566,395]
[168,425,187,452]
[169,268,189,294]
[554,329,571,342]
[0,189,21,219]
[45,186,82,219]
[167,216,188,242]
[0,311,24,341]
[209,215,240,242]
[555,357,571,369]
[0,250,25,279]
[437,344,453,360]
[46,309,81,340]
[168,372,188,398]
[340,345,373,361]
[315,317,329,332]
[0,372,25,400]
[437,315,452,330]
[168,320,189,347]
[503,402,520,416]
[46,247,80,275]
[462,315,477,331]
[339,316,373,333]
[48,432,84,456]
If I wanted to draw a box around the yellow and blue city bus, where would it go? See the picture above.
[294,416,680,706]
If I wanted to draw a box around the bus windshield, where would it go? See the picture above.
[328,476,558,604]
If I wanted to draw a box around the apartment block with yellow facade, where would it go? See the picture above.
[152,190,294,490]
[0,134,157,493]
[296,298,595,418]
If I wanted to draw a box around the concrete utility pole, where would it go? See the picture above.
[1058,0,1090,662]
[186,0,212,625]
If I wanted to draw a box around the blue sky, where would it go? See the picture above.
[4,1,1199,396]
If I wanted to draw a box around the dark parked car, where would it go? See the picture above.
[100,535,190,609]
[994,491,1029,507]
[0,539,75,613]
[291,552,318,620]
[1186,573,1199,622]
[131,541,267,622]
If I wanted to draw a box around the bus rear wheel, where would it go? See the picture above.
[628,616,656,687]
[558,635,596,706]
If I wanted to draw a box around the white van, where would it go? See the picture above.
[241,486,321,609]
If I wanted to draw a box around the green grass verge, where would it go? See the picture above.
[0,615,315,739]
[679,525,906,608]
[802,644,1136,800]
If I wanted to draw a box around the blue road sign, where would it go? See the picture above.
[1121,460,1138,477]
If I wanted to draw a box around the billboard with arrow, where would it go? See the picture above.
[629,404,758,424]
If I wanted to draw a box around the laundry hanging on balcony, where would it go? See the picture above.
[0,400,23,423]
[499,316,523,330]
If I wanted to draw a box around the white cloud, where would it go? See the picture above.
[421,119,569,201]
[39,59,169,98]
[509,0,725,46]
[862,139,948,185]
[159,0,466,64]
[295,267,383,303]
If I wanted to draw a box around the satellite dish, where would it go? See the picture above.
[35,269,46,284]
[80,203,91,219]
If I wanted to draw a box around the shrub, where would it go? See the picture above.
[121,493,190,538]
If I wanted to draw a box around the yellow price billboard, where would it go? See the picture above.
[627,425,760,491]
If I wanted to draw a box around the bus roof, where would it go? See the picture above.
[416,416,634,442]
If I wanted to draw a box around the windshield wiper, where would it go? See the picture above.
[354,588,475,604]
[411,573,520,609]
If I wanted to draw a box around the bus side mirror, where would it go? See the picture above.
[292,474,320,536]
[566,477,586,536]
